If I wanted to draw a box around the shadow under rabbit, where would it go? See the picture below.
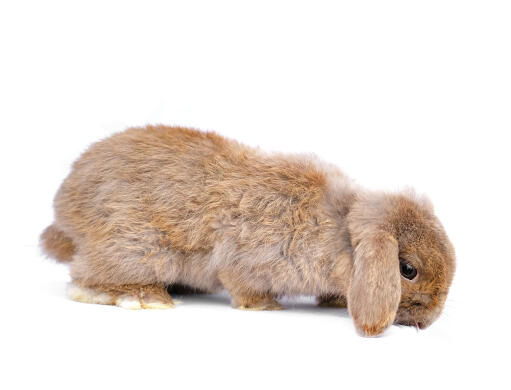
[169,286,349,319]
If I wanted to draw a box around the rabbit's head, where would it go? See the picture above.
[346,191,455,336]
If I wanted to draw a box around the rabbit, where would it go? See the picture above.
[40,125,456,336]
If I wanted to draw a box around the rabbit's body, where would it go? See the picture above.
[41,125,455,335]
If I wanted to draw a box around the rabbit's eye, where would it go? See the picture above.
[399,260,417,280]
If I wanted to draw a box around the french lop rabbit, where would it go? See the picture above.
[41,126,455,336]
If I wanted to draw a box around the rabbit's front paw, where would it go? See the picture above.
[233,295,283,311]
[317,294,347,308]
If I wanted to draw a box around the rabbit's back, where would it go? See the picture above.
[54,126,333,257]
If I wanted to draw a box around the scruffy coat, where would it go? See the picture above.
[41,125,455,336]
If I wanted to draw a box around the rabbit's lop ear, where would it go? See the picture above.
[347,232,401,337]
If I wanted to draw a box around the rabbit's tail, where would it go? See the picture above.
[40,224,75,262]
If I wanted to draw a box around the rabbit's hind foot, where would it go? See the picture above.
[67,282,175,310]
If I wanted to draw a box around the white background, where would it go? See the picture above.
[1,1,510,389]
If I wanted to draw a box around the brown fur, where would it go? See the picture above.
[41,125,456,336]
[218,269,283,310]
[82,283,172,303]
[317,294,347,308]
[68,283,174,309]
[40,224,75,262]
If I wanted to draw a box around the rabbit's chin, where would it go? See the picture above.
[394,318,431,330]
[394,304,443,330]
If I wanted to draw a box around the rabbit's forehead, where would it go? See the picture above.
[391,208,456,293]
[397,216,453,261]
[406,245,449,275]
[401,250,452,300]
[411,231,455,283]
